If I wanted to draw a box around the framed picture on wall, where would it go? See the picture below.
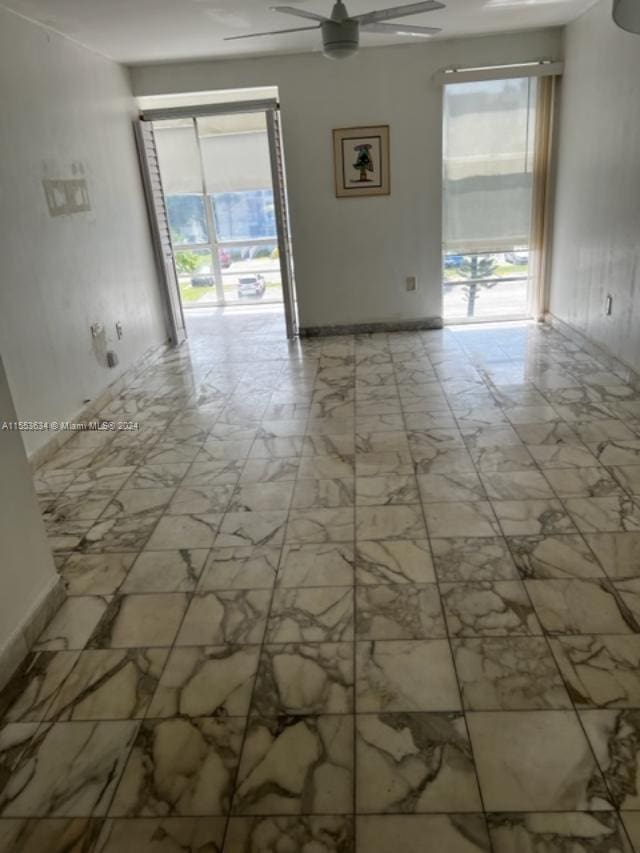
[333,125,390,198]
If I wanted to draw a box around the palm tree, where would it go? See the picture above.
[459,254,498,318]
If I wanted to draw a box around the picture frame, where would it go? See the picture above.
[333,125,390,198]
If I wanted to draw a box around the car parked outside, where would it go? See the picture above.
[237,274,266,298]
[444,254,464,269]
[191,266,215,287]
[190,251,232,286]
[505,249,529,265]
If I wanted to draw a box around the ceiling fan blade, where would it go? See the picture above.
[270,5,329,21]
[224,24,320,40]
[363,21,440,35]
[354,0,445,25]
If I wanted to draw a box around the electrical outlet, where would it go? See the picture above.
[605,294,613,316]
[406,276,417,292]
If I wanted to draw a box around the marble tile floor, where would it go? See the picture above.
[4,307,640,849]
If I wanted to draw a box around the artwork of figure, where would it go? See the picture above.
[333,126,389,197]
[352,143,374,183]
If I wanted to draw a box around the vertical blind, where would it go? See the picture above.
[443,76,537,253]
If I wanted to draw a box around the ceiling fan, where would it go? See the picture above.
[225,0,445,59]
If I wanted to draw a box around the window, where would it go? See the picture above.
[442,77,537,321]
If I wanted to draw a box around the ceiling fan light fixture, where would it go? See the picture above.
[612,0,640,33]
[321,19,360,58]
[229,1,445,56]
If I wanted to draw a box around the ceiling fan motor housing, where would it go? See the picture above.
[321,18,360,58]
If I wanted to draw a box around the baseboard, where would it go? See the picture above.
[299,317,443,337]
[544,313,640,391]
[29,339,171,470]
[0,575,65,692]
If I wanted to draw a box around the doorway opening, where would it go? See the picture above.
[442,74,553,323]
[136,89,297,342]
[154,112,283,309]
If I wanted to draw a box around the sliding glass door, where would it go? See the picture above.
[442,76,538,322]
[153,112,283,309]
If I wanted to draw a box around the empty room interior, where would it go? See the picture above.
[1,0,640,849]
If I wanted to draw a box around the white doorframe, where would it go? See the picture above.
[140,101,298,339]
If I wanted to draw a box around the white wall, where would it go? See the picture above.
[549,0,640,369]
[0,8,167,454]
[0,356,58,667]
[130,29,562,330]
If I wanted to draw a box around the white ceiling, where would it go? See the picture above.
[1,0,595,64]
